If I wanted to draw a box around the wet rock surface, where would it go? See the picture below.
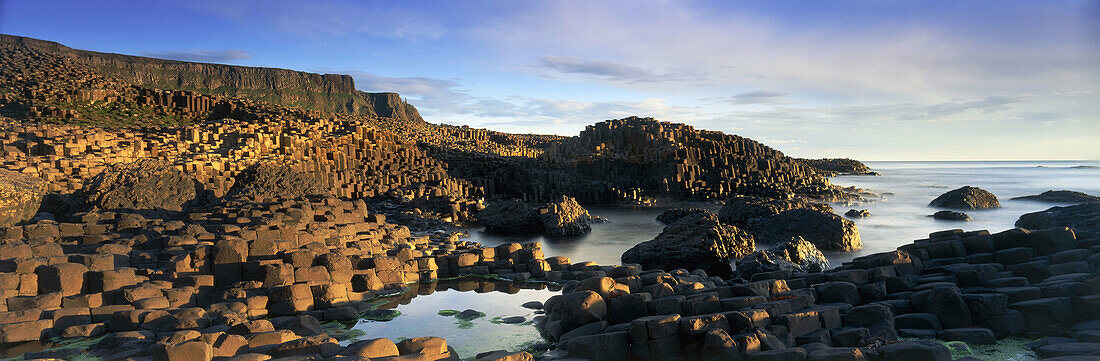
[929,186,1001,210]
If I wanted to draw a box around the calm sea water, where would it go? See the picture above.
[463,160,1100,266]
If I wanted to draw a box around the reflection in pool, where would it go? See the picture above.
[345,278,561,358]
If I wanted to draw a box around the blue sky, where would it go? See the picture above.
[2,0,1098,160]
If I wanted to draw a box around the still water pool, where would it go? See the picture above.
[345,278,559,358]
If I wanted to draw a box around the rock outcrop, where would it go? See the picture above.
[929,186,1001,210]
[0,169,47,227]
[227,162,328,200]
[539,196,593,236]
[478,197,595,236]
[477,199,543,234]
[748,208,862,251]
[844,209,870,218]
[932,210,971,221]
[621,211,755,277]
[1012,190,1100,204]
[732,236,829,281]
[798,158,877,176]
[1016,202,1100,234]
[655,207,711,224]
[717,196,833,226]
[75,159,202,212]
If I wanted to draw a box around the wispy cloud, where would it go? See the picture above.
[142,49,251,63]
[537,56,702,83]
[720,90,791,105]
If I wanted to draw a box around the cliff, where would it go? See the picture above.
[0,34,423,122]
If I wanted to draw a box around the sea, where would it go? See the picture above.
[351,161,1100,357]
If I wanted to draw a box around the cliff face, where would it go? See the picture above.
[0,34,423,122]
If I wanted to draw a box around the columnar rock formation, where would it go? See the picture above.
[541,225,1100,361]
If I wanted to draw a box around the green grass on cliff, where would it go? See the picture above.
[45,100,193,128]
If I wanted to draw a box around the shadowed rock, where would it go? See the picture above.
[929,186,1000,210]
[621,211,755,277]
[479,199,543,234]
[748,208,862,252]
[1012,190,1100,204]
[76,159,202,212]
[733,236,829,280]
[1016,202,1100,233]
[656,207,711,224]
[0,169,47,227]
[718,196,833,226]
[932,210,971,221]
[227,162,328,200]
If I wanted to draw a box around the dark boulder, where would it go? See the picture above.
[844,209,870,218]
[227,162,327,200]
[733,237,829,280]
[1012,190,1100,204]
[718,196,833,226]
[76,159,203,212]
[931,210,971,222]
[876,340,951,361]
[1016,203,1100,233]
[0,169,47,227]
[621,211,755,278]
[478,199,543,234]
[928,186,1000,210]
[748,209,862,252]
[657,207,711,224]
[538,196,593,236]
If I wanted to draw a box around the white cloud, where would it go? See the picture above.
[142,49,251,63]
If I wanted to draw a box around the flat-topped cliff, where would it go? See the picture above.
[0,34,422,122]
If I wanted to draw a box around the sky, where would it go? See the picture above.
[2,0,1098,161]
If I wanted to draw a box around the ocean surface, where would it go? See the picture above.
[464,160,1100,267]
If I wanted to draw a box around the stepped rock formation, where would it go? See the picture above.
[0,34,423,123]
